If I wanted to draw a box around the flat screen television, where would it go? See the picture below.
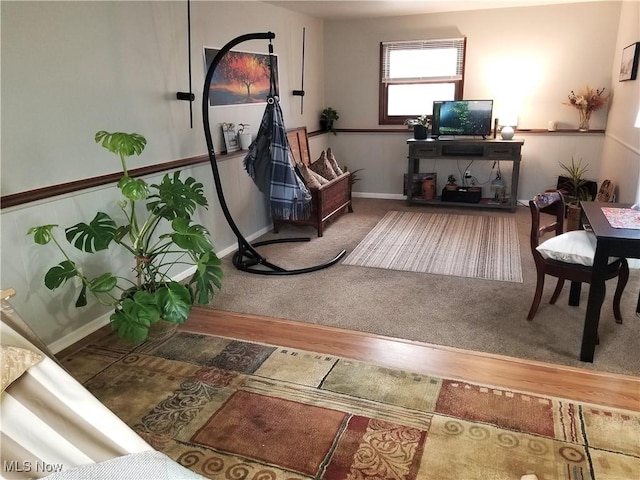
[431,100,493,138]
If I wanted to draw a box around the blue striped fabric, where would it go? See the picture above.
[245,98,311,220]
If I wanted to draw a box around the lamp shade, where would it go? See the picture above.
[498,113,518,140]
[635,108,640,128]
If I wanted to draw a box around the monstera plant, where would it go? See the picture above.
[28,131,223,342]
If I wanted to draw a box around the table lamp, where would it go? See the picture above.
[499,114,518,140]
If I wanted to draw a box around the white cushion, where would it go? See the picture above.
[536,230,617,266]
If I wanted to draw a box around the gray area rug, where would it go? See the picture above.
[343,211,523,283]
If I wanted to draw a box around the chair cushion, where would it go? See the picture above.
[536,230,617,266]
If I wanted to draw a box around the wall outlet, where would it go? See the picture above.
[464,170,472,178]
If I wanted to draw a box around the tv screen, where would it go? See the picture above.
[432,100,493,138]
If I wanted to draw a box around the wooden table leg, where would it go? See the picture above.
[580,241,609,362]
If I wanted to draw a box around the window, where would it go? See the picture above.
[379,38,466,125]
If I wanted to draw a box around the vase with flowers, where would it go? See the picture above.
[564,86,609,132]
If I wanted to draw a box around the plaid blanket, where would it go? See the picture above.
[244,98,311,220]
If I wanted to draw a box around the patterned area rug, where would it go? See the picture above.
[342,211,523,282]
[61,330,639,479]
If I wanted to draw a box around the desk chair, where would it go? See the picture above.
[527,192,629,322]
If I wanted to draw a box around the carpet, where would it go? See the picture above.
[342,211,523,283]
[61,329,639,479]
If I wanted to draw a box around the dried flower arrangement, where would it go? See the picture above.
[564,86,609,131]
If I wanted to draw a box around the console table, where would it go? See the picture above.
[406,138,524,212]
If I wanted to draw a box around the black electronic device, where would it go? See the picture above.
[431,100,494,139]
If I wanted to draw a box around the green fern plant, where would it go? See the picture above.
[28,131,223,343]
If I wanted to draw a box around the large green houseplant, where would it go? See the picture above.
[28,131,223,342]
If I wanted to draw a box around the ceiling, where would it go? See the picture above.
[266,0,610,20]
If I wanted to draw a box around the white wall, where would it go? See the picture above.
[600,0,640,203]
[1,1,325,195]
[323,2,633,202]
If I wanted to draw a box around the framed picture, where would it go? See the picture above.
[204,47,279,106]
[221,123,239,153]
[619,41,639,81]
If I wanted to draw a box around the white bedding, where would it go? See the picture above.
[0,301,206,479]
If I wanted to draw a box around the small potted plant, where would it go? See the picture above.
[405,115,431,140]
[320,107,339,134]
[445,174,458,191]
[238,123,252,150]
[28,131,224,343]
[558,157,591,230]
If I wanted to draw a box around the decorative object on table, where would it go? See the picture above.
[547,120,558,131]
[445,174,458,191]
[320,107,339,134]
[221,122,240,153]
[203,47,279,106]
[27,131,223,343]
[238,123,252,150]
[490,168,507,203]
[498,113,518,140]
[422,175,436,200]
[564,86,609,132]
[557,157,591,231]
[619,41,639,82]
[405,115,431,140]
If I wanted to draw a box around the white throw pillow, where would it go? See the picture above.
[536,230,617,266]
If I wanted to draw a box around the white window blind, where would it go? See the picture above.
[382,38,465,83]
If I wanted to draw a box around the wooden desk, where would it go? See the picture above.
[580,202,640,362]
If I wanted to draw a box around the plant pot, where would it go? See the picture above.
[320,119,334,132]
[239,132,252,150]
[566,204,582,231]
[413,125,428,140]
[422,177,436,200]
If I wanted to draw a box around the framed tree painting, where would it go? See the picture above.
[204,47,279,106]
[619,42,639,81]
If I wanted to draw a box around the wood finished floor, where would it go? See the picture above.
[183,307,640,412]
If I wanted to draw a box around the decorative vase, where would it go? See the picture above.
[578,109,591,132]
[422,177,436,200]
[413,125,428,140]
[239,132,252,150]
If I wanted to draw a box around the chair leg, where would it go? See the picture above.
[613,259,629,324]
[549,278,565,305]
[527,272,546,320]
[568,281,582,306]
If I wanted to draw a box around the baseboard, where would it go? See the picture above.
[49,313,111,354]
[47,224,274,353]
[353,192,406,200]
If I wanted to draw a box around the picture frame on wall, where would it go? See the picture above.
[221,123,239,153]
[619,41,639,81]
[204,47,279,107]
